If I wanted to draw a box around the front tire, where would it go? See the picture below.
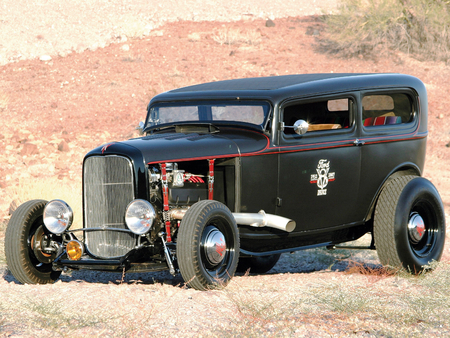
[5,200,62,284]
[176,200,239,290]
[374,176,446,272]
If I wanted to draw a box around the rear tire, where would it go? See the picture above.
[374,176,446,272]
[5,200,62,284]
[176,200,239,290]
[236,254,281,274]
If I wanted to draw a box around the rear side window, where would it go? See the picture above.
[362,93,413,127]
[283,97,353,135]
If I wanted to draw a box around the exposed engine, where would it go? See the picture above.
[147,160,214,245]
[148,162,208,206]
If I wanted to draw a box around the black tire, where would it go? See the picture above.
[5,199,62,284]
[176,200,239,290]
[236,254,281,274]
[374,175,446,273]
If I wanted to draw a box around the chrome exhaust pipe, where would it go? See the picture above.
[169,207,296,233]
[232,210,296,233]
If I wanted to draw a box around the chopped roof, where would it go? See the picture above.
[170,73,367,92]
[149,73,425,106]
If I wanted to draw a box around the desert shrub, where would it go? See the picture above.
[322,0,450,62]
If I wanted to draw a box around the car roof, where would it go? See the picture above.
[170,73,363,92]
[149,73,426,105]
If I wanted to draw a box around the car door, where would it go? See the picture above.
[277,94,362,232]
[356,89,424,218]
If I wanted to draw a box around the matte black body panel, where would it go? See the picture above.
[278,145,361,230]
[239,154,278,214]
[118,128,269,164]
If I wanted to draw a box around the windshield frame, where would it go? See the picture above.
[144,100,273,133]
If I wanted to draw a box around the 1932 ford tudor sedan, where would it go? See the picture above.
[5,73,446,290]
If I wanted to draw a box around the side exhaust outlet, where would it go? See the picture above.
[232,210,296,233]
[169,207,296,233]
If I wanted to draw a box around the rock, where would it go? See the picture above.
[187,33,201,42]
[306,27,320,36]
[55,161,66,170]
[265,19,275,28]
[89,43,99,52]
[121,44,130,51]
[446,142,450,148]
[150,30,164,37]
[58,140,70,152]
[20,143,39,156]
[39,55,52,61]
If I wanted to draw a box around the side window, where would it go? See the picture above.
[283,98,352,135]
[362,93,413,127]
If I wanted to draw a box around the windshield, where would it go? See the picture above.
[146,101,271,130]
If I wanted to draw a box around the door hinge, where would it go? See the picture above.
[354,139,365,146]
[276,197,282,207]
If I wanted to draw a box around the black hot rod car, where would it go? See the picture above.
[5,73,446,290]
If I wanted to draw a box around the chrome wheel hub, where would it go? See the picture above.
[408,212,425,244]
[203,227,227,266]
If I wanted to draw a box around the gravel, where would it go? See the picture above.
[0,0,337,65]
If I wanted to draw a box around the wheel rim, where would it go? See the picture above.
[202,226,227,266]
[200,220,236,277]
[408,200,439,258]
[27,223,56,272]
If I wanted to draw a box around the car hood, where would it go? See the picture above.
[96,127,270,164]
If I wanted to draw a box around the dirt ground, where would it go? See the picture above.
[1,15,449,219]
[0,1,450,336]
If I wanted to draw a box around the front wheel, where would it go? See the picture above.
[374,176,446,273]
[176,200,239,290]
[5,199,62,284]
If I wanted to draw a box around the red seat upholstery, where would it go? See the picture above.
[363,117,374,126]
[373,116,387,125]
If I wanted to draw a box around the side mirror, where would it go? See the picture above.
[293,119,309,135]
[136,121,145,135]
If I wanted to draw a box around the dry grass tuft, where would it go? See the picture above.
[0,91,9,112]
[212,28,261,46]
[345,260,399,277]
[7,178,82,228]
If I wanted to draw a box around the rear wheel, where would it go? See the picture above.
[374,176,446,272]
[5,200,62,284]
[236,254,281,274]
[176,200,239,290]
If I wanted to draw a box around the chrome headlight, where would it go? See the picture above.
[125,199,156,235]
[43,199,73,234]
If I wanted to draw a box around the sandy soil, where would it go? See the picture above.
[0,1,449,336]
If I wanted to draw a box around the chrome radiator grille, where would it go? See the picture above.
[84,155,136,258]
